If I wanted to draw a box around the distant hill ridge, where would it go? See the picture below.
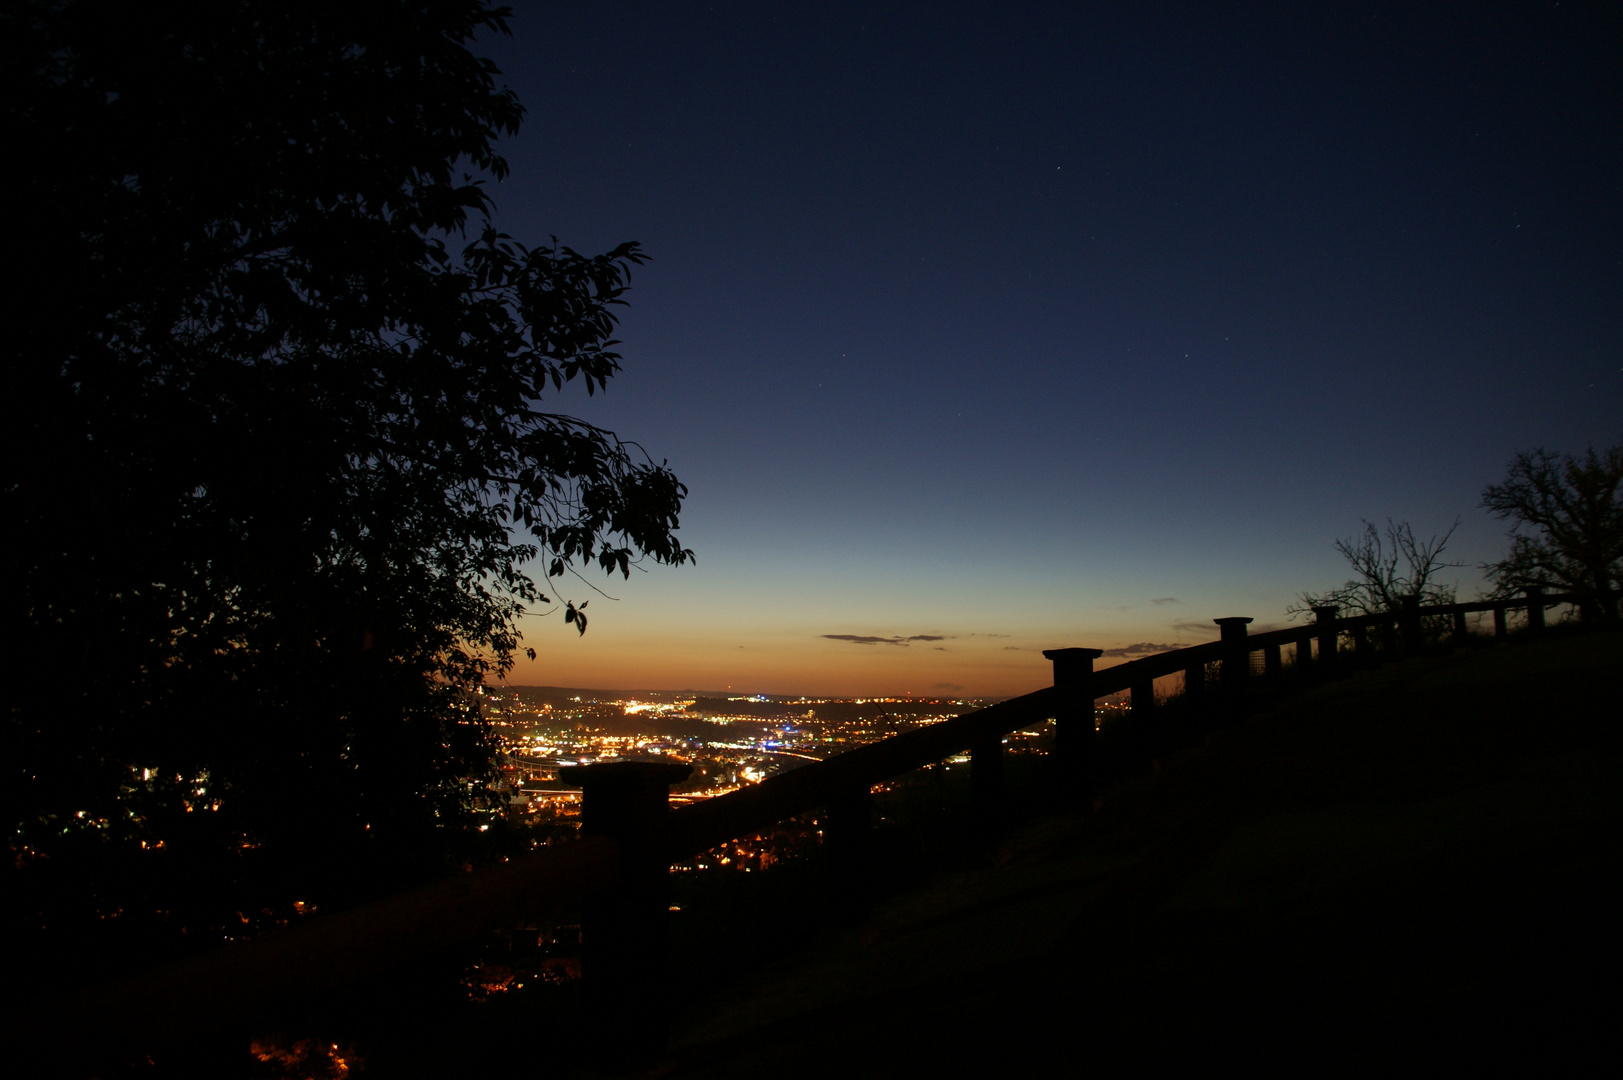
[496,685,734,707]
[684,697,985,723]
[495,686,1004,714]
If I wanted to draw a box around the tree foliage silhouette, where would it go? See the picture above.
[1481,442,1622,624]
[4,0,690,956]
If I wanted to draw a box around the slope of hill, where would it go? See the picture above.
[663,631,1623,1074]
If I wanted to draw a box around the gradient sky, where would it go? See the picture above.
[471,1,1620,697]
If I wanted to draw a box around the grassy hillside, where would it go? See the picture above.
[663,631,1623,1075]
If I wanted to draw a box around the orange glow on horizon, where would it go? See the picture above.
[501,624,1212,698]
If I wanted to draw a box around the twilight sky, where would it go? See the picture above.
[476,1,1620,697]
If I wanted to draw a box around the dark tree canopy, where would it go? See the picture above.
[1481,443,1623,623]
[3,0,689,960]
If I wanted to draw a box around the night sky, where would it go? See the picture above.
[474,2,1620,697]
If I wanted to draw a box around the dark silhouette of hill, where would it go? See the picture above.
[500,687,997,720]
[660,631,1623,1075]
[503,686,734,708]
[684,697,984,723]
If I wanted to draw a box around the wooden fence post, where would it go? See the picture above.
[1493,605,1508,639]
[1525,586,1546,634]
[1452,609,1470,643]
[1132,674,1161,766]
[1263,642,1282,684]
[825,781,875,922]
[1183,658,1207,711]
[1354,621,1375,667]
[1401,594,1424,655]
[560,761,693,1064]
[1378,614,1399,656]
[970,730,1004,823]
[1215,617,1253,722]
[1312,606,1339,679]
[1044,648,1102,803]
[1293,631,1314,680]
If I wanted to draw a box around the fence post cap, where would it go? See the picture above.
[1042,648,1103,688]
[1311,605,1339,619]
[558,761,693,787]
[1213,617,1254,627]
[1041,647,1105,661]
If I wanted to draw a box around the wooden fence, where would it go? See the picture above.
[21,587,1576,1067]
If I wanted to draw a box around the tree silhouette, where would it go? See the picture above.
[1481,443,1622,624]
[4,1,689,959]
[1288,519,1462,620]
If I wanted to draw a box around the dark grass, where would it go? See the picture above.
[658,630,1623,1077]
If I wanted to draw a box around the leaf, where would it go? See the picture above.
[564,601,587,635]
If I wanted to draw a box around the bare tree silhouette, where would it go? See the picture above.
[1482,442,1623,624]
[1288,518,1462,620]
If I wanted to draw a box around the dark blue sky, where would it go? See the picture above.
[479,1,1621,695]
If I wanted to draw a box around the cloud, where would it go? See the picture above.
[933,682,965,693]
[1170,620,1214,633]
[822,633,950,647]
[1003,646,1025,651]
[1151,597,1181,606]
[933,647,946,651]
[1100,642,1182,657]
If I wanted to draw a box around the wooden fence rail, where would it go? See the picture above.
[19,588,1577,1067]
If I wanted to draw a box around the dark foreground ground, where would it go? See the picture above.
[654,632,1622,1077]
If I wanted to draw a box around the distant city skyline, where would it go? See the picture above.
[471,3,1619,697]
